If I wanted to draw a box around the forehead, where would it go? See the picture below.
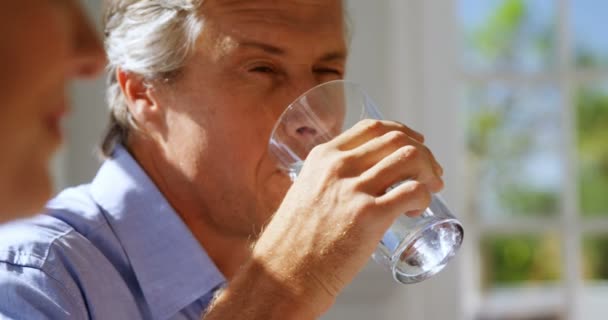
[201,0,345,36]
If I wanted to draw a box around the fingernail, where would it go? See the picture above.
[405,209,424,217]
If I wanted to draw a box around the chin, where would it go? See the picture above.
[0,167,53,223]
[257,171,291,223]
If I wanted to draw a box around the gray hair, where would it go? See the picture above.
[101,0,204,156]
[101,0,350,157]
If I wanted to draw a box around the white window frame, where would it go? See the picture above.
[413,0,608,319]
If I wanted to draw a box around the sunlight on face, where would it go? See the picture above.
[210,35,240,62]
[147,0,347,236]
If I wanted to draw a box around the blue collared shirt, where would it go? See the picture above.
[0,146,225,319]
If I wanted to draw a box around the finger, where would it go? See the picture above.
[357,144,444,195]
[405,209,425,217]
[422,144,444,177]
[374,180,432,218]
[340,130,417,174]
[391,120,425,144]
[330,119,424,151]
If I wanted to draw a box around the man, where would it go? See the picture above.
[0,0,444,319]
[0,0,104,221]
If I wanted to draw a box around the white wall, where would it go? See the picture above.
[53,0,108,191]
[323,1,464,319]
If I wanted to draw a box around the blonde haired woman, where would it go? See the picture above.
[0,1,104,222]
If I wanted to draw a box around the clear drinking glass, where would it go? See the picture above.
[269,80,464,284]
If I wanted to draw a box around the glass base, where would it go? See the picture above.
[391,219,463,284]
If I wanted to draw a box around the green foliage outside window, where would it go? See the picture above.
[576,87,608,216]
[464,0,608,286]
[482,235,561,286]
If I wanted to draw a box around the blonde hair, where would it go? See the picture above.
[101,0,204,156]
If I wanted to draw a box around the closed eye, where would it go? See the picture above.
[249,65,277,74]
[314,68,343,77]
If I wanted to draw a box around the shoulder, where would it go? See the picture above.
[0,215,89,319]
[0,182,119,284]
[0,262,88,319]
[0,185,144,319]
[46,184,108,236]
[0,214,75,270]
[0,183,107,266]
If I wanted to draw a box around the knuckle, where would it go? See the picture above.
[359,118,383,134]
[385,130,408,146]
[309,144,324,157]
[339,150,357,164]
[310,142,330,158]
[351,174,373,194]
[407,180,424,193]
[352,197,377,221]
[326,153,350,174]
[386,120,405,129]
[428,176,445,193]
[308,144,346,177]
[359,198,377,214]
[397,144,419,161]
[422,145,435,160]
[434,175,445,189]
[334,152,351,167]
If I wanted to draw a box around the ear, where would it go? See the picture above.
[116,67,163,138]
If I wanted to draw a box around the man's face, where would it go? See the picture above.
[155,0,346,235]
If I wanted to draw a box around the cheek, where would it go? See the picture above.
[0,116,54,217]
[0,5,71,103]
[164,114,209,178]
[0,7,71,169]
[205,108,276,171]
[0,97,54,164]
[205,116,279,198]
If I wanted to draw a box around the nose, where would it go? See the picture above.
[69,5,106,79]
[269,79,347,168]
[282,80,346,152]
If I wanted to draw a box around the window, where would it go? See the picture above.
[459,0,608,319]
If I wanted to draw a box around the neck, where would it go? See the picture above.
[126,140,253,279]
[178,213,254,279]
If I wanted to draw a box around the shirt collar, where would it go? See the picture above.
[90,145,225,320]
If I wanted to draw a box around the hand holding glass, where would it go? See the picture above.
[268,80,463,284]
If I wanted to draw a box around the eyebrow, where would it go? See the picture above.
[240,41,285,55]
[239,40,347,62]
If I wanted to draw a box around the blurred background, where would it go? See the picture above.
[62,1,608,319]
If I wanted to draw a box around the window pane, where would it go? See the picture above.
[481,234,561,287]
[576,83,608,216]
[572,0,608,68]
[464,83,562,218]
[459,0,556,73]
[583,235,608,281]
[479,234,562,319]
[581,235,608,320]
